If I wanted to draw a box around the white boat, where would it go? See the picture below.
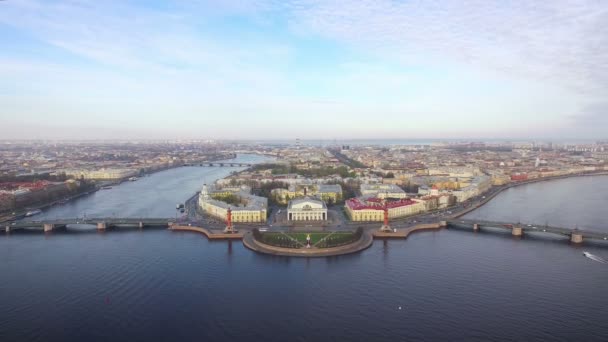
[25,209,42,217]
[583,251,607,264]
[129,177,138,181]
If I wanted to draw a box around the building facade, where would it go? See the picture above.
[345,197,425,221]
[287,198,328,221]
[63,168,138,180]
[198,184,267,223]
[359,184,407,199]
[272,184,342,204]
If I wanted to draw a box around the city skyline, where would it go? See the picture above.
[1,0,607,140]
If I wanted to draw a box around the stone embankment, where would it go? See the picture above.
[373,222,446,239]
[243,230,373,257]
[168,225,243,239]
[451,171,608,219]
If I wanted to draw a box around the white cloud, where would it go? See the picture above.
[288,0,608,96]
[1,0,606,139]
[0,0,292,94]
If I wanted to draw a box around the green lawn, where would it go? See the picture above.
[286,232,355,245]
[255,230,359,248]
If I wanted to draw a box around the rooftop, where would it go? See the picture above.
[346,197,418,211]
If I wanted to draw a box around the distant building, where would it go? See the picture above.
[271,184,342,204]
[427,166,480,177]
[287,197,328,221]
[63,168,138,181]
[360,184,406,199]
[450,176,491,202]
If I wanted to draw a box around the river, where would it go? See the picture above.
[25,154,274,221]
[463,175,608,231]
[1,168,607,341]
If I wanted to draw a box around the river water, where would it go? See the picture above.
[24,154,274,221]
[463,175,608,231]
[1,164,607,341]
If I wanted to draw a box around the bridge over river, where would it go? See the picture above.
[6,216,608,246]
[5,218,173,232]
[449,219,608,243]
[183,162,252,167]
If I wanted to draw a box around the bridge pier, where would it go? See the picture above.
[570,232,584,244]
[512,226,523,237]
[139,221,144,229]
[473,223,479,231]
[43,223,54,232]
[97,222,107,230]
[5,225,10,233]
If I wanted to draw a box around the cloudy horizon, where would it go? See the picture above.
[1,0,607,140]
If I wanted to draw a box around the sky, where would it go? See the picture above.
[0,0,607,140]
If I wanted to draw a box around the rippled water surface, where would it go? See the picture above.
[1,172,607,341]
[464,175,608,231]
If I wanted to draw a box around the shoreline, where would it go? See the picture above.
[451,171,608,219]
[168,225,244,239]
[3,171,607,254]
[0,154,256,223]
[242,230,374,257]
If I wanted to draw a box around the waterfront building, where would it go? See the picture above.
[419,193,455,210]
[450,176,492,202]
[198,184,267,223]
[287,197,328,221]
[359,184,407,199]
[345,197,425,221]
[417,175,491,203]
[486,170,511,185]
[63,168,138,181]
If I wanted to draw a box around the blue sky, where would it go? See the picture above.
[0,0,606,140]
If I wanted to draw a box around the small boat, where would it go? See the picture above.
[583,251,607,264]
[25,209,42,217]
[129,177,138,181]
[101,186,112,190]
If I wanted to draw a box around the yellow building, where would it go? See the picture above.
[200,203,266,223]
[344,197,426,221]
[198,185,267,223]
[272,184,342,204]
[64,168,138,180]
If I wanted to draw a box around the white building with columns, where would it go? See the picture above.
[287,197,328,221]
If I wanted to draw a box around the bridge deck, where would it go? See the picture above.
[449,219,608,240]
[9,218,173,228]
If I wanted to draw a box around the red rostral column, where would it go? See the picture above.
[225,207,234,233]
[383,206,389,227]
[380,199,392,232]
